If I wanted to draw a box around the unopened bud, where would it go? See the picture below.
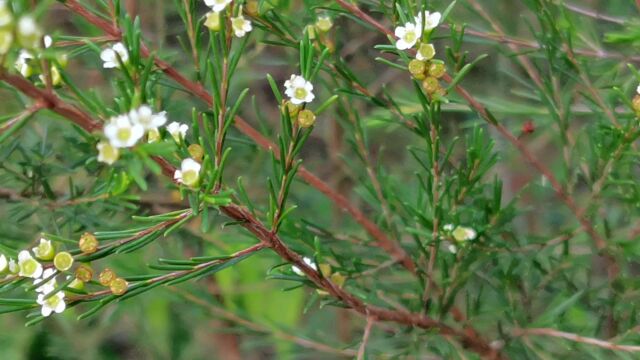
[422,77,440,94]
[330,272,346,288]
[245,0,259,16]
[408,59,426,79]
[318,263,332,278]
[110,277,128,296]
[632,95,640,113]
[188,144,204,162]
[297,109,316,128]
[99,268,116,286]
[282,101,301,118]
[428,62,446,78]
[75,263,93,282]
[79,232,98,254]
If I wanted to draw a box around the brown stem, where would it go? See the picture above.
[514,328,640,352]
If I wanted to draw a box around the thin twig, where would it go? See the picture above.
[357,316,376,360]
[514,328,640,352]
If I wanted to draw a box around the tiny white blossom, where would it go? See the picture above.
[17,16,42,49]
[636,84,640,95]
[394,22,420,50]
[15,50,34,77]
[415,11,442,32]
[32,238,55,260]
[17,250,42,279]
[443,223,454,232]
[174,158,201,187]
[104,115,145,148]
[448,244,458,254]
[100,42,129,69]
[37,291,65,317]
[8,258,18,274]
[231,14,252,38]
[97,141,120,165]
[284,75,315,105]
[292,257,317,276]
[205,0,232,12]
[452,226,477,242]
[129,105,167,130]
[0,254,6,273]
[167,122,189,143]
[33,268,57,294]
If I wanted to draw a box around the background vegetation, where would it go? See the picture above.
[1,0,639,358]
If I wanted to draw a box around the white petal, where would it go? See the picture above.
[18,250,30,262]
[395,26,407,38]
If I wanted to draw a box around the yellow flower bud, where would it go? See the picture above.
[110,277,128,296]
[318,263,332,278]
[53,252,74,272]
[188,144,204,162]
[297,109,316,128]
[632,95,640,114]
[422,77,440,94]
[408,59,427,79]
[75,264,93,282]
[330,272,346,288]
[428,62,446,78]
[99,268,116,286]
[246,0,259,16]
[315,16,333,33]
[282,101,301,118]
[79,232,98,254]
[68,278,85,291]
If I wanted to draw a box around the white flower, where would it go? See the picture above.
[231,14,252,38]
[174,158,201,187]
[15,50,34,77]
[394,22,420,50]
[636,84,640,95]
[97,141,120,165]
[204,11,221,31]
[0,254,6,273]
[17,16,42,49]
[104,115,144,148]
[416,43,436,61]
[100,42,129,69]
[33,268,57,294]
[8,258,18,274]
[37,291,65,317]
[443,223,454,232]
[32,238,55,260]
[448,244,458,254]
[415,11,441,32]
[452,226,477,242]
[167,122,189,143]
[17,250,42,279]
[292,257,317,276]
[129,105,167,130]
[284,75,315,105]
[205,0,232,12]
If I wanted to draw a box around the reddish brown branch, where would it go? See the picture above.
[514,328,640,352]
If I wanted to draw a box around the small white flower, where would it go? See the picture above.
[292,257,317,276]
[452,226,477,242]
[32,238,55,261]
[167,122,189,143]
[104,115,145,148]
[17,16,42,49]
[636,84,640,95]
[174,158,201,187]
[284,75,315,105]
[416,43,436,61]
[415,11,441,32]
[129,105,167,130]
[443,224,454,232]
[448,244,457,254]
[231,14,252,38]
[0,254,6,273]
[37,291,65,317]
[394,22,420,50]
[8,258,18,274]
[97,141,120,165]
[100,42,129,69]
[205,0,232,12]
[33,268,57,294]
[17,250,43,279]
[15,50,34,77]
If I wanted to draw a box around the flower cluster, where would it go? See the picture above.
[203,0,252,38]
[0,238,77,317]
[306,15,334,51]
[442,224,478,254]
[97,105,188,165]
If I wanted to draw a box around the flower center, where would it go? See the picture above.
[294,87,308,100]
[22,259,37,276]
[182,170,198,185]
[45,295,61,308]
[404,31,417,43]
[117,127,131,141]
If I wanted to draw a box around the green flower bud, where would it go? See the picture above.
[297,109,316,128]
[204,11,221,32]
[75,264,93,282]
[408,59,427,79]
[99,268,116,286]
[79,232,98,254]
[428,62,446,78]
[53,252,74,272]
[110,277,128,296]
[422,77,440,94]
